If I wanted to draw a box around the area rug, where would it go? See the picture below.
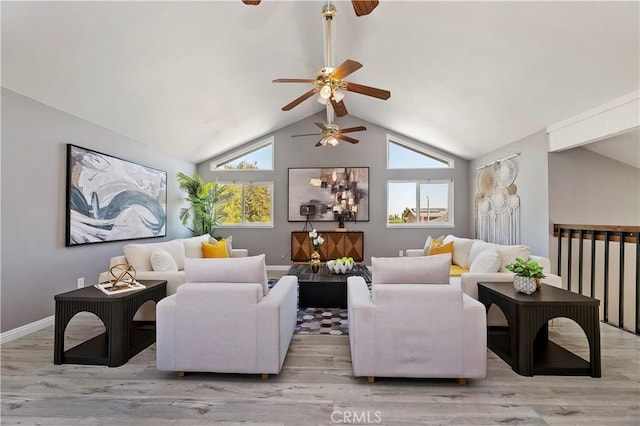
[268,279,349,335]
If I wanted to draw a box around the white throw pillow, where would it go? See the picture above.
[182,234,211,258]
[443,235,474,268]
[184,254,268,295]
[372,254,451,285]
[469,248,501,273]
[496,245,531,272]
[469,240,500,264]
[150,249,179,272]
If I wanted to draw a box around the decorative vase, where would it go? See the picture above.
[513,276,540,294]
[310,250,321,273]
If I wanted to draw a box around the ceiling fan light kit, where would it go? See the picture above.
[272,1,391,142]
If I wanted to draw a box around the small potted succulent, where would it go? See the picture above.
[505,257,545,294]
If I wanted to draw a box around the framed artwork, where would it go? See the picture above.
[66,144,167,246]
[288,167,369,222]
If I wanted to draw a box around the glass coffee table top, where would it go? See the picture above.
[287,264,371,283]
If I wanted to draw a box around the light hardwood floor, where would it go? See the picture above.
[1,315,638,425]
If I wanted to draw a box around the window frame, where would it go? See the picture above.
[386,179,455,228]
[217,180,274,228]
[386,135,454,169]
[210,136,274,171]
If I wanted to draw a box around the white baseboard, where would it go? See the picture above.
[0,315,54,345]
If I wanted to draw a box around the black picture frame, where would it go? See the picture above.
[288,167,369,222]
[66,144,168,246]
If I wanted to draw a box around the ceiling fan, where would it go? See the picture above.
[242,0,379,17]
[272,4,391,117]
[292,122,366,147]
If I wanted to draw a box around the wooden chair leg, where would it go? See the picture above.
[261,373,269,380]
[456,378,467,386]
[178,371,185,377]
[367,376,375,383]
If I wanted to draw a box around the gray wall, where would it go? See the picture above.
[469,130,550,257]
[549,147,640,225]
[197,111,471,265]
[1,89,195,332]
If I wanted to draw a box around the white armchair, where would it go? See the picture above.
[347,254,487,384]
[156,254,298,377]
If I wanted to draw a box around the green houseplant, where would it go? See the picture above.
[176,172,229,237]
[505,257,545,294]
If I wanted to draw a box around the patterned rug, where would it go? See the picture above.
[268,279,348,335]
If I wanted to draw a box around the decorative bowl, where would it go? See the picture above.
[327,259,355,274]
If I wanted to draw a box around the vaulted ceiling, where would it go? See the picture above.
[2,1,638,164]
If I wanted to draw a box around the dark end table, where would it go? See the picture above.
[54,280,167,367]
[287,263,371,308]
[478,282,601,377]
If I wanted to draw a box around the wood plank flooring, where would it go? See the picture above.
[1,315,638,425]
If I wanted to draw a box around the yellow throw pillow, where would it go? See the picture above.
[202,239,229,258]
[428,240,454,262]
[449,265,470,277]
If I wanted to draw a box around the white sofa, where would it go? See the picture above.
[406,235,562,326]
[98,234,248,320]
[347,254,487,383]
[156,255,298,377]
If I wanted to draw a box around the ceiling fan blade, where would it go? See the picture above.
[291,133,321,137]
[336,134,359,144]
[339,126,367,134]
[331,59,363,80]
[273,78,316,84]
[315,122,329,131]
[242,0,261,4]
[352,0,379,16]
[281,88,318,111]
[344,82,391,100]
[330,97,348,117]
[315,140,324,147]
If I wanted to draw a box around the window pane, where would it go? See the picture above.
[218,183,243,224]
[387,182,415,224]
[419,183,449,223]
[388,141,450,168]
[218,144,273,170]
[245,184,272,223]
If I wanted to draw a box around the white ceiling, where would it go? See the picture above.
[584,128,640,169]
[2,1,638,164]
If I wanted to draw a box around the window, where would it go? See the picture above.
[387,180,454,227]
[217,182,273,227]
[387,136,453,169]
[210,137,274,171]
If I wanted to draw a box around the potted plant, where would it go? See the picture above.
[505,257,546,294]
[177,172,229,237]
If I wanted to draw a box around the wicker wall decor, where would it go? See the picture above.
[475,157,520,244]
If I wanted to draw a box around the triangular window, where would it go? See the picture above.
[211,137,274,171]
[387,137,452,169]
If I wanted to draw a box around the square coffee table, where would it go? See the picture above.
[287,264,371,308]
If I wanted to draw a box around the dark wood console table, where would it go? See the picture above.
[54,280,166,367]
[477,282,601,377]
[291,231,363,262]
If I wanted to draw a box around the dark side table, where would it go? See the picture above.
[54,280,166,367]
[478,282,601,377]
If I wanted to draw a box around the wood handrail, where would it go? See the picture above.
[553,224,639,243]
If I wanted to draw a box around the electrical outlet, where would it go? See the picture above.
[398,250,404,257]
[77,277,85,289]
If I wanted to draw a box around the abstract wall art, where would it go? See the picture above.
[66,144,167,246]
[288,167,369,222]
